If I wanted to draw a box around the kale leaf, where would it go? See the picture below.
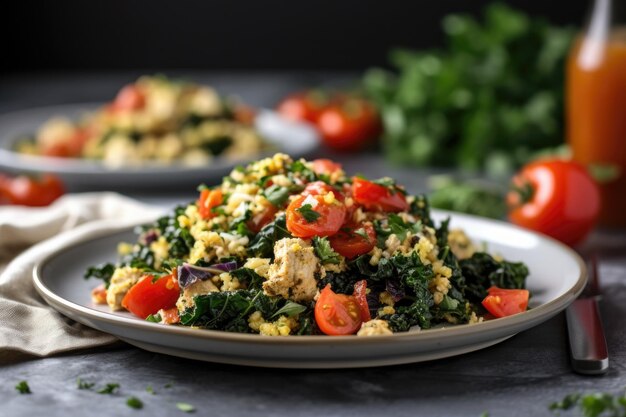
[312,236,341,265]
[247,214,292,258]
[84,263,116,288]
[460,252,529,302]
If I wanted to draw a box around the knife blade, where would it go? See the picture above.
[565,255,609,375]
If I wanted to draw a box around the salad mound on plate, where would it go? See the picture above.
[15,75,266,167]
[86,154,529,336]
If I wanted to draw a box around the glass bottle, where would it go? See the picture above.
[567,0,626,227]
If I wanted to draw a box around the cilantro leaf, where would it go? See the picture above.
[15,381,31,394]
[263,185,292,207]
[270,301,307,319]
[296,204,321,223]
[312,236,341,264]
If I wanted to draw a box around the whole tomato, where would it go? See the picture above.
[507,159,600,247]
[317,98,381,152]
[0,173,65,207]
[276,91,328,124]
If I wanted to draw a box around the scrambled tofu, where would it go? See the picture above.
[176,279,219,311]
[357,319,394,336]
[106,267,145,311]
[263,238,322,302]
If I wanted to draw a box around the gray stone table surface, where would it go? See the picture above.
[1,73,625,417]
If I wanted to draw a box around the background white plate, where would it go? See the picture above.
[0,104,320,189]
[33,210,586,368]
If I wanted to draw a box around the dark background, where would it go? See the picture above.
[4,0,588,74]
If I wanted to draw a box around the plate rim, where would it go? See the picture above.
[32,209,587,348]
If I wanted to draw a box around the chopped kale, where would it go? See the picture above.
[270,301,307,319]
[230,267,265,290]
[156,205,196,260]
[15,381,31,394]
[318,270,360,295]
[247,214,292,258]
[84,263,116,288]
[312,236,341,264]
[409,194,434,227]
[126,397,143,409]
[263,184,303,207]
[179,290,285,331]
[97,383,120,395]
[460,252,529,302]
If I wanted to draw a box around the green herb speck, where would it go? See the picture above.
[126,396,143,409]
[15,381,31,394]
[176,402,196,413]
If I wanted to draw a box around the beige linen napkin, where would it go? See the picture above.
[0,193,164,362]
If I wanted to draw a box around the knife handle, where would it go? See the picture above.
[566,298,609,375]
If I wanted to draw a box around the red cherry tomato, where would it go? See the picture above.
[312,159,343,176]
[302,181,344,202]
[507,159,600,247]
[197,189,223,219]
[41,128,89,158]
[317,98,381,152]
[352,280,371,322]
[0,174,65,207]
[481,286,529,318]
[276,91,328,124]
[285,194,346,238]
[314,285,363,335]
[329,223,376,259]
[122,274,180,319]
[110,84,146,112]
[351,177,408,212]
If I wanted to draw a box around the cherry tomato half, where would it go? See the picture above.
[317,98,381,152]
[122,274,180,319]
[507,159,600,247]
[351,177,408,213]
[41,127,90,158]
[481,286,529,318]
[352,280,371,322]
[197,189,223,219]
[0,174,65,207]
[329,223,376,259]
[276,91,328,124]
[315,285,363,335]
[247,203,278,234]
[285,194,346,238]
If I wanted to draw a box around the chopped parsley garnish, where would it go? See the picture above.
[126,396,143,409]
[97,383,120,395]
[176,402,196,413]
[15,381,31,394]
[270,301,307,319]
[296,204,321,223]
[549,391,626,417]
[312,236,341,264]
[77,378,95,390]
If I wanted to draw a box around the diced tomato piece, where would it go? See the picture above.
[481,286,529,318]
[312,159,343,176]
[302,181,344,202]
[160,307,181,324]
[197,189,223,219]
[352,280,371,322]
[91,284,108,305]
[247,204,278,233]
[122,274,180,319]
[351,177,408,212]
[110,84,146,112]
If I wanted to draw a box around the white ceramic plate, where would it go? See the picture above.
[33,210,586,368]
[0,104,319,188]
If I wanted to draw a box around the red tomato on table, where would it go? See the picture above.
[315,285,363,335]
[507,159,600,246]
[122,274,180,319]
[276,91,328,124]
[351,177,408,212]
[285,194,345,238]
[481,286,529,318]
[0,174,65,207]
[317,98,380,152]
[329,223,376,259]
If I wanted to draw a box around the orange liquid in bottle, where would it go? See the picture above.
[567,28,626,227]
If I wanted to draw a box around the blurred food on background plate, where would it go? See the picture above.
[14,75,267,168]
